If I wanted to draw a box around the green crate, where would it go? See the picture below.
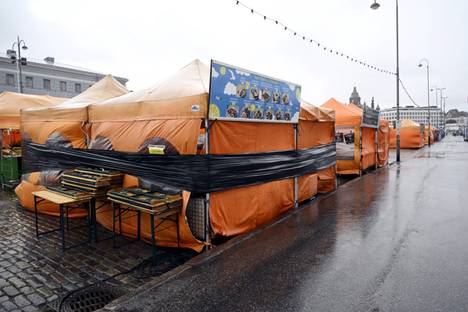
[0,156,21,182]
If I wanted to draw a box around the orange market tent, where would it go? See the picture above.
[348,103,389,167]
[87,60,336,251]
[321,98,377,175]
[0,92,65,147]
[15,75,128,215]
[389,119,425,149]
[377,118,390,167]
[424,125,435,145]
[298,101,336,198]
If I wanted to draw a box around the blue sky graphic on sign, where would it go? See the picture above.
[209,60,301,123]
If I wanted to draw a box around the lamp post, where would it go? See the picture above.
[10,36,28,93]
[371,0,400,162]
[418,59,430,146]
[438,88,446,131]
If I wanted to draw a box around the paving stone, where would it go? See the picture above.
[25,277,43,288]
[3,285,19,297]
[6,266,21,274]
[13,295,30,307]
[1,300,17,311]
[19,286,35,295]
[0,296,8,303]
[27,293,46,306]
[22,306,38,312]
[8,277,26,289]
[0,278,9,288]
[0,271,14,279]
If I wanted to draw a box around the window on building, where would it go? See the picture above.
[75,83,81,93]
[60,81,67,92]
[43,79,51,90]
[6,74,15,86]
[25,76,33,89]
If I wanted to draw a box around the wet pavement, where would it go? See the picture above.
[0,192,195,311]
[107,136,468,312]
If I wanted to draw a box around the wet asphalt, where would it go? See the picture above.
[107,136,468,312]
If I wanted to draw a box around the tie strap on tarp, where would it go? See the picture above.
[23,142,336,193]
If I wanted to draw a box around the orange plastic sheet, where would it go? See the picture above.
[424,125,435,145]
[298,101,336,194]
[209,121,295,237]
[15,76,128,216]
[321,98,376,175]
[377,119,390,167]
[389,119,425,149]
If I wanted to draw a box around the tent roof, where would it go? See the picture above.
[0,92,65,115]
[0,92,65,128]
[401,119,421,128]
[321,98,361,126]
[89,60,209,122]
[300,100,335,122]
[22,75,128,122]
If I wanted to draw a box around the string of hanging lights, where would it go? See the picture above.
[233,0,396,75]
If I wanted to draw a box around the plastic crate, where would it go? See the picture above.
[0,156,21,182]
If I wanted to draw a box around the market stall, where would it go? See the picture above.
[377,118,390,167]
[298,101,336,197]
[348,103,389,168]
[424,125,436,145]
[15,75,128,215]
[82,60,335,251]
[321,98,379,175]
[389,119,425,149]
[0,92,65,183]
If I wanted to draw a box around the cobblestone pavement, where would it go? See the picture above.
[0,191,195,312]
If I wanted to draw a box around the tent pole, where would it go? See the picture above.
[204,118,211,250]
[294,124,298,208]
[359,127,363,176]
[375,128,378,170]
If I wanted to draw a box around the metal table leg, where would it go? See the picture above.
[112,202,116,247]
[60,204,65,252]
[176,213,180,248]
[150,214,156,266]
[137,210,141,241]
[34,195,39,238]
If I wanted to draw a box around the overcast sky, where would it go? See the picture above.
[1,0,467,110]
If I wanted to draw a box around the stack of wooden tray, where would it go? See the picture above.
[107,188,182,212]
[61,168,123,196]
[46,185,92,200]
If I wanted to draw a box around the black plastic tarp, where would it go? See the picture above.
[23,142,336,193]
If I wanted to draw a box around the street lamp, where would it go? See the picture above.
[418,59,430,146]
[10,36,28,93]
[371,0,401,162]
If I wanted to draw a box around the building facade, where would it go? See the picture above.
[0,55,128,98]
[380,105,444,129]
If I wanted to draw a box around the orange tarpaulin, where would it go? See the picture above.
[15,75,129,216]
[298,101,336,195]
[424,125,435,145]
[321,98,376,175]
[389,119,425,149]
[377,119,390,167]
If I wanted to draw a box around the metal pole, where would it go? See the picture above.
[293,124,298,208]
[16,36,23,93]
[435,88,439,129]
[395,0,401,162]
[426,63,430,146]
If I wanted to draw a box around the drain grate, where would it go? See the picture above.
[59,284,126,312]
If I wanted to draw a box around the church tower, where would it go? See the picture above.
[349,86,362,108]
